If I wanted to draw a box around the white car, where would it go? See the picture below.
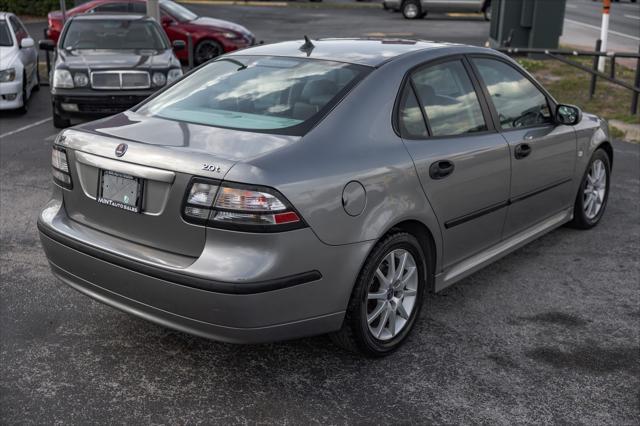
[0,12,39,113]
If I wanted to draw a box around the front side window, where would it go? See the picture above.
[411,60,487,137]
[472,58,552,130]
[136,56,368,134]
[0,21,12,47]
[62,19,168,50]
[8,16,27,43]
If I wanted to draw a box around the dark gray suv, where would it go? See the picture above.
[39,39,611,356]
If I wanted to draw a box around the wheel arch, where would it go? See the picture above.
[384,219,438,292]
[597,141,614,170]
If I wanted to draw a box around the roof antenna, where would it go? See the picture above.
[299,35,315,56]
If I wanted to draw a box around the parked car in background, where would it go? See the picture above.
[46,0,255,65]
[40,14,184,128]
[383,0,491,20]
[0,12,38,113]
[38,38,612,356]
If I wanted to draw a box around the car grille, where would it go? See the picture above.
[76,96,149,114]
[91,71,150,90]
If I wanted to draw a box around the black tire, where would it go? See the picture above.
[330,232,428,357]
[32,65,40,92]
[402,0,423,19]
[194,39,224,66]
[568,149,611,229]
[17,73,28,114]
[53,110,71,129]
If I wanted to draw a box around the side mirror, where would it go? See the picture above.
[555,104,582,126]
[161,16,175,26]
[20,37,35,48]
[172,40,185,51]
[39,39,55,51]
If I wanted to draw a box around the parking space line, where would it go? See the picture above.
[0,118,52,140]
[564,18,640,41]
[624,14,640,21]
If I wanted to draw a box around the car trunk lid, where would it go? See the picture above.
[59,113,300,257]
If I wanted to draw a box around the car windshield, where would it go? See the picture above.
[0,21,12,47]
[136,56,368,134]
[160,0,197,22]
[62,19,168,50]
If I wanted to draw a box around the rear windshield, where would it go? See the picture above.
[62,19,168,50]
[0,21,12,47]
[136,56,368,135]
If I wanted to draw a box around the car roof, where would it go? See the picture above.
[70,13,152,21]
[0,12,11,19]
[228,38,460,67]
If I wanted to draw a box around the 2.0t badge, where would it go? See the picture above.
[115,143,128,157]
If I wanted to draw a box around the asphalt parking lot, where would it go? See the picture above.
[1,3,639,424]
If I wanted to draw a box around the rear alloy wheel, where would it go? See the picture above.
[331,232,427,356]
[402,0,423,19]
[194,39,224,65]
[568,149,611,229]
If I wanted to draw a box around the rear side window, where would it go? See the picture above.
[398,84,428,139]
[410,60,487,137]
[136,56,368,135]
[472,58,552,129]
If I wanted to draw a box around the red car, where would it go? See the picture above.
[46,0,255,64]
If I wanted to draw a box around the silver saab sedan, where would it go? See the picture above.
[39,38,612,356]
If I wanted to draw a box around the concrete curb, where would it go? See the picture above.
[610,120,640,143]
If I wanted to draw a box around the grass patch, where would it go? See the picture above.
[517,57,639,125]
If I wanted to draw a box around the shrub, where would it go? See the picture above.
[0,0,61,16]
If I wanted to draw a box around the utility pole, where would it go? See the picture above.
[598,0,611,73]
[146,0,161,22]
[59,0,66,24]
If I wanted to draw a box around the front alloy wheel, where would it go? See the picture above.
[569,149,611,229]
[583,158,607,220]
[331,232,428,356]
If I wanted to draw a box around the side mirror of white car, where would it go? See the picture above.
[20,37,35,49]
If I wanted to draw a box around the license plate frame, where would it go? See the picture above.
[97,169,143,213]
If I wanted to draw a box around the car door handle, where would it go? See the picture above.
[429,160,455,180]
[514,143,532,160]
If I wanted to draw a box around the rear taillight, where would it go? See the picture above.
[182,179,305,232]
[51,145,72,189]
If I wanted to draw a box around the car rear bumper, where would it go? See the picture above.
[38,195,373,343]
[51,88,156,118]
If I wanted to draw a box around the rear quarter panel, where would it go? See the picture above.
[222,49,498,273]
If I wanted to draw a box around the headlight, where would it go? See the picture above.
[0,68,16,83]
[167,68,183,84]
[222,32,240,39]
[152,72,166,86]
[53,69,74,88]
[73,72,88,87]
